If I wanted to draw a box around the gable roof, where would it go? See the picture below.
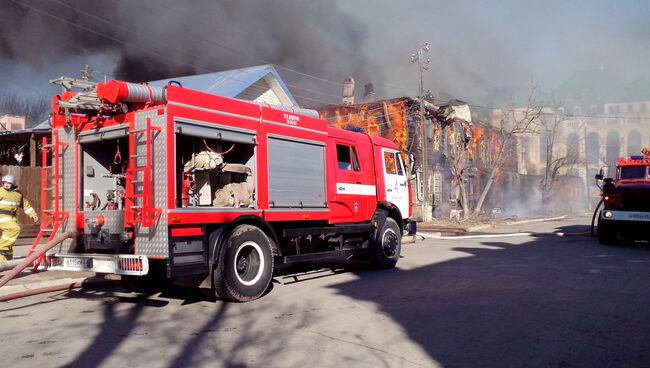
[150,64,298,107]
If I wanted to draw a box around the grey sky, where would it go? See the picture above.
[1,0,649,108]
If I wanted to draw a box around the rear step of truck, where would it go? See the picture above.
[46,253,149,276]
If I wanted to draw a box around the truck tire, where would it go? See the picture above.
[371,217,401,269]
[597,218,617,245]
[213,225,273,302]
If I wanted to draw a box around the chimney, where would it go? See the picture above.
[363,83,375,103]
[342,76,355,105]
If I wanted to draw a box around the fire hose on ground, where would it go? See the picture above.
[0,232,116,302]
[0,232,73,288]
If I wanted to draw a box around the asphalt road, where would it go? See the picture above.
[2,217,650,368]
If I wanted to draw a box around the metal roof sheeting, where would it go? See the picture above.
[150,64,299,107]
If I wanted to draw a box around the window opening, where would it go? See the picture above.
[337,144,360,171]
[396,153,404,176]
[619,166,647,180]
[384,151,397,175]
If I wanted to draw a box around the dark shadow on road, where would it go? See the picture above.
[329,224,650,367]
[61,287,168,368]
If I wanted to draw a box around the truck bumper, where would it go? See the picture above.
[599,210,650,239]
[600,210,650,222]
[44,253,150,276]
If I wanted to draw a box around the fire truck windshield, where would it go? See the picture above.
[619,166,648,180]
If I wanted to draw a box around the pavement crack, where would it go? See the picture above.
[299,327,426,367]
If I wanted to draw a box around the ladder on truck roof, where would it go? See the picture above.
[126,118,162,228]
[28,130,69,270]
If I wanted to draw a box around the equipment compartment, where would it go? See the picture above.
[174,121,256,209]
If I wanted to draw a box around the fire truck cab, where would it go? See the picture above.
[38,78,415,301]
[597,152,650,244]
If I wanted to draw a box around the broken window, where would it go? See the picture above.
[432,171,442,206]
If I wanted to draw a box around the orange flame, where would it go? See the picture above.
[468,126,485,158]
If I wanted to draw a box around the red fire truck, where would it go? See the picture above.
[596,151,650,245]
[35,77,415,301]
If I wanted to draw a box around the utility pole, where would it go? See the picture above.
[412,42,431,221]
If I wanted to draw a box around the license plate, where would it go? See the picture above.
[63,257,92,269]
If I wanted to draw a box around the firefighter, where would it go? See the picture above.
[0,175,38,262]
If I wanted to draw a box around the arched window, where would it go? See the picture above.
[539,131,549,164]
[566,133,579,159]
[606,132,620,165]
[627,130,641,156]
[521,136,531,163]
[586,132,599,165]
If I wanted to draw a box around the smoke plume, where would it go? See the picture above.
[0,0,370,105]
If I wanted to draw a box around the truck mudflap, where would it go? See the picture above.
[600,210,650,222]
[45,254,150,276]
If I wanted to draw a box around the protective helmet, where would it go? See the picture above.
[1,175,16,187]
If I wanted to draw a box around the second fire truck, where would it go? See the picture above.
[596,150,650,245]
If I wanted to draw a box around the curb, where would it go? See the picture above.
[504,215,568,226]
[401,235,424,244]
[466,215,568,232]
[418,231,533,240]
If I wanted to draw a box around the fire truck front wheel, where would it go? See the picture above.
[597,218,618,245]
[213,225,274,302]
[371,217,401,269]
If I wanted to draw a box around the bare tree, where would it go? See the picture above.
[0,93,50,128]
[539,113,586,211]
[472,89,544,216]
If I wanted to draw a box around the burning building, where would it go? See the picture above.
[318,94,514,220]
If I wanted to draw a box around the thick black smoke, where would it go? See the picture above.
[0,0,370,104]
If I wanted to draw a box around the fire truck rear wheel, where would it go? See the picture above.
[213,225,273,302]
[597,218,618,245]
[371,217,401,269]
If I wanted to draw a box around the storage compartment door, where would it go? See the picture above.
[267,137,326,208]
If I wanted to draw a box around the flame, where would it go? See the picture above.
[468,126,485,158]
[320,99,411,166]
[384,100,407,151]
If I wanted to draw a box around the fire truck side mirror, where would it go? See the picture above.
[595,173,604,181]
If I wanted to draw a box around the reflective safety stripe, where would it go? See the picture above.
[0,216,15,223]
[0,200,18,206]
[24,207,35,214]
[1,234,17,242]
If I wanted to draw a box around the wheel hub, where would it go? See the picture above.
[233,241,264,286]
[382,230,398,257]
